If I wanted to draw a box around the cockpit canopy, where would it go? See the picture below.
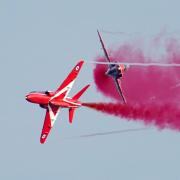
[30,91,54,96]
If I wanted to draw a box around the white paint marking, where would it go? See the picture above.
[48,105,60,127]
[42,134,46,139]
[50,80,75,100]
[76,65,79,71]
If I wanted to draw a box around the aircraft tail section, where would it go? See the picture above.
[69,108,76,123]
[72,84,90,100]
[68,85,90,124]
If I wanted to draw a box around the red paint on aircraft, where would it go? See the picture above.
[26,60,90,144]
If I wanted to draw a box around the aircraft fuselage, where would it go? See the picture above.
[25,92,81,108]
[106,65,123,79]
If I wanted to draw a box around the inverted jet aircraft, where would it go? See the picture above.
[97,30,127,103]
[96,30,180,103]
[26,60,90,144]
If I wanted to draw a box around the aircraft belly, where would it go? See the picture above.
[33,96,49,104]
[50,100,70,107]
[30,96,50,105]
[107,71,122,79]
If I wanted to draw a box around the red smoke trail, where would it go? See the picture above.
[94,35,180,105]
[92,34,180,130]
[82,102,180,131]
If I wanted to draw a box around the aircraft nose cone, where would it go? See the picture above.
[25,95,30,101]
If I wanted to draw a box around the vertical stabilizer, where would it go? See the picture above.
[69,108,76,124]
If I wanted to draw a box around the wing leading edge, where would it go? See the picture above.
[114,78,127,104]
[97,30,111,63]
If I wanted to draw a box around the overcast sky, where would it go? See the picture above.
[0,0,180,179]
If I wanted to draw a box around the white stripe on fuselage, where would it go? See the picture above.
[63,98,81,106]
[50,63,81,102]
[50,66,81,108]
[50,80,75,101]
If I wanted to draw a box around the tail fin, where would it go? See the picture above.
[69,108,75,124]
[68,84,90,124]
[72,84,90,100]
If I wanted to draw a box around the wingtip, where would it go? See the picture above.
[40,139,45,144]
[40,134,47,144]
[77,59,85,65]
[97,30,101,37]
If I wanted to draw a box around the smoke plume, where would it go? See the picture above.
[90,34,180,130]
[83,102,180,130]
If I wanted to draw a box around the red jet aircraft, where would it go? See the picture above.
[26,60,90,144]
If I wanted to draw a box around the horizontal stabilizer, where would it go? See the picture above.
[72,84,90,100]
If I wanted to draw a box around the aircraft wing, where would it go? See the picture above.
[97,30,111,63]
[114,78,127,104]
[40,105,60,144]
[51,60,84,101]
